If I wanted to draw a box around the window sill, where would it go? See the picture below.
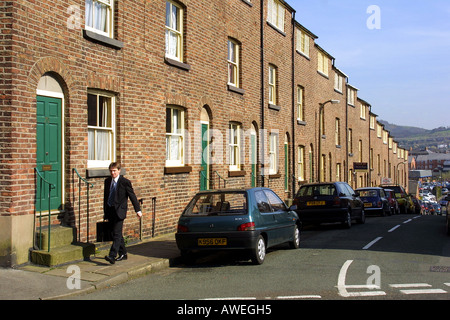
[164,166,192,174]
[317,70,329,79]
[228,170,246,177]
[86,167,127,178]
[267,21,286,37]
[227,84,245,95]
[83,29,124,50]
[296,49,310,60]
[165,57,191,71]
[268,103,281,111]
[297,119,306,126]
[269,173,281,179]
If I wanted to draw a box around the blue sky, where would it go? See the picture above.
[288,0,450,130]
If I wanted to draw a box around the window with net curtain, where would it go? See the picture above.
[88,92,114,168]
[165,0,183,61]
[166,106,184,167]
[85,0,112,37]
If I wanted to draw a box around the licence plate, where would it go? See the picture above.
[198,238,227,246]
[307,201,325,206]
[364,203,373,207]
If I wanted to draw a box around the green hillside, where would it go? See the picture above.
[379,120,450,151]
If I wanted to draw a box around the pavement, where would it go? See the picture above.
[0,232,180,300]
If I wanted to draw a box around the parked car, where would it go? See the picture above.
[411,196,422,215]
[175,188,300,265]
[356,187,391,216]
[380,185,414,214]
[293,182,365,228]
[384,189,399,215]
[432,203,442,215]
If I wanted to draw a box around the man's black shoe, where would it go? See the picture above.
[116,254,128,261]
[105,255,115,264]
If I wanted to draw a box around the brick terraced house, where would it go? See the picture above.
[0,0,408,266]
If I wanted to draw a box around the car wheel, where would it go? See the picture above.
[289,224,301,249]
[342,211,352,229]
[251,235,266,265]
[358,208,366,224]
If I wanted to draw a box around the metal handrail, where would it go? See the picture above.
[73,168,94,243]
[35,168,55,252]
[215,171,227,189]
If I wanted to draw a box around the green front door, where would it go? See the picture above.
[36,95,62,211]
[200,123,209,191]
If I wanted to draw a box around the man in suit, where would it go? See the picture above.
[104,162,142,264]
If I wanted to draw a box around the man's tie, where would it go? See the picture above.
[107,180,116,206]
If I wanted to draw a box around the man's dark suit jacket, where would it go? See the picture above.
[104,175,141,220]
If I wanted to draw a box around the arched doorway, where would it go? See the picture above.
[36,73,64,211]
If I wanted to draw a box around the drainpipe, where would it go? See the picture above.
[291,10,296,197]
[260,0,265,187]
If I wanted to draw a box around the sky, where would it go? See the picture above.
[288,0,450,130]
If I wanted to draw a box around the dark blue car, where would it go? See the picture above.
[176,188,300,265]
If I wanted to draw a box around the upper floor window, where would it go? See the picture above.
[334,73,343,92]
[267,0,285,32]
[268,64,277,105]
[296,29,310,57]
[317,51,329,77]
[297,86,304,121]
[166,106,185,167]
[85,0,114,38]
[360,104,366,119]
[165,0,184,62]
[227,39,240,88]
[87,91,115,168]
[348,88,355,106]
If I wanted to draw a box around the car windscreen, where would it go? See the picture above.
[183,192,247,216]
[297,184,337,197]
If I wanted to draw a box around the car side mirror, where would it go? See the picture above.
[354,191,360,197]
[289,205,298,211]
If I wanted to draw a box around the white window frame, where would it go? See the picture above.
[297,86,304,121]
[87,90,116,168]
[229,123,241,171]
[267,0,285,32]
[317,51,329,77]
[334,73,343,92]
[166,106,185,167]
[296,29,310,57]
[348,88,355,106]
[269,132,278,175]
[360,104,366,119]
[298,145,305,181]
[227,39,240,88]
[165,0,184,62]
[335,118,341,146]
[269,65,277,105]
[85,0,114,38]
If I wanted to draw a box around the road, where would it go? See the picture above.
[71,213,450,301]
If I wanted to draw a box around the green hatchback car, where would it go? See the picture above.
[176,188,301,265]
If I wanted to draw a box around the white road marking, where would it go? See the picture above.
[276,295,322,300]
[362,237,383,250]
[390,283,447,295]
[337,260,386,297]
[388,225,401,232]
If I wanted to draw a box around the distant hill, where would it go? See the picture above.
[379,120,450,152]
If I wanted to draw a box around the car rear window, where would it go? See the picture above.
[297,184,337,197]
[359,190,378,197]
[183,192,247,216]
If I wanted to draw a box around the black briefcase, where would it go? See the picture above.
[96,220,113,242]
